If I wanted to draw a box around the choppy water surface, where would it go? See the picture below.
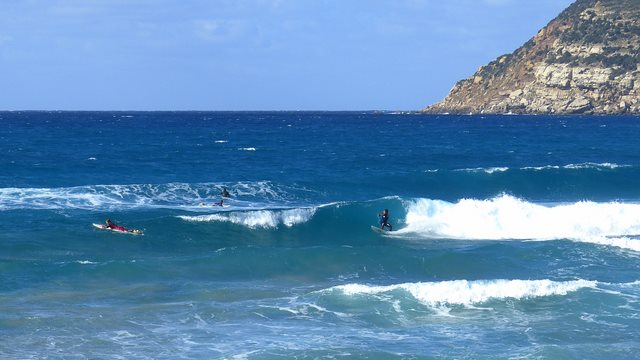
[2,112,640,359]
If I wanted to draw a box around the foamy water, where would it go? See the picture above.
[178,208,317,228]
[398,195,640,246]
[328,279,597,307]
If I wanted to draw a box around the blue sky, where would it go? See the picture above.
[1,0,574,111]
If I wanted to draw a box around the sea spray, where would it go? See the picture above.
[399,195,640,242]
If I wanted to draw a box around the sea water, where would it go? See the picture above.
[1,111,640,359]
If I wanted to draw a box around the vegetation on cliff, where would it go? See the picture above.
[424,0,640,115]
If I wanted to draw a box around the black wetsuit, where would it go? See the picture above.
[379,213,392,231]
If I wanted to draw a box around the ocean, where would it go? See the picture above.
[1,111,640,359]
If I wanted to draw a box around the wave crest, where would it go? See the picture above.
[449,162,630,174]
[327,279,596,306]
[399,195,640,243]
[177,208,316,229]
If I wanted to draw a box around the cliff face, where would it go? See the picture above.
[424,0,640,115]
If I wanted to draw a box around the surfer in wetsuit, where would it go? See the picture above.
[378,209,392,231]
[103,219,142,235]
[221,187,231,198]
[105,219,129,232]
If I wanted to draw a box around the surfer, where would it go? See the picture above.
[378,209,392,231]
[221,187,231,198]
[105,219,129,232]
[105,219,141,234]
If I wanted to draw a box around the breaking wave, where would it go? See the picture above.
[449,162,630,174]
[177,208,317,229]
[324,279,597,307]
[398,195,640,245]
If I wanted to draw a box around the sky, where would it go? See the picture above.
[0,0,574,111]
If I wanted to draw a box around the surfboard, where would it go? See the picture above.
[93,223,143,235]
[198,203,230,208]
[371,225,390,234]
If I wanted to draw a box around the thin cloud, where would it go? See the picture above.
[193,19,246,43]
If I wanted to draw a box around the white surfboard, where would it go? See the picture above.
[93,223,143,235]
[371,225,390,234]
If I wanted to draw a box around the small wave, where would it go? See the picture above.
[397,195,640,250]
[326,279,596,307]
[563,162,629,170]
[520,162,630,171]
[521,165,560,171]
[455,167,509,174]
[450,163,630,174]
[76,260,97,265]
[177,208,316,228]
[238,147,256,151]
[215,140,227,143]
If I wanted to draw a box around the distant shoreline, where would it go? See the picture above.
[1,110,639,116]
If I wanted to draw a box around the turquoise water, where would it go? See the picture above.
[2,112,640,358]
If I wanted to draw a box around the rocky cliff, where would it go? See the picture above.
[424,0,640,115]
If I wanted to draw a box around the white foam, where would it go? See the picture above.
[522,163,629,171]
[177,208,316,228]
[581,236,640,252]
[0,181,292,211]
[619,280,640,287]
[233,181,276,198]
[398,195,640,251]
[448,163,630,173]
[0,186,129,210]
[521,165,561,171]
[238,147,256,151]
[455,167,509,174]
[329,279,596,306]
[563,162,628,170]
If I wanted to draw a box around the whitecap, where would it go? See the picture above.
[454,167,509,174]
[327,279,596,307]
[396,195,640,251]
[177,207,316,229]
[563,162,629,170]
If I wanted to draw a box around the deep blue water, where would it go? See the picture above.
[2,111,640,359]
